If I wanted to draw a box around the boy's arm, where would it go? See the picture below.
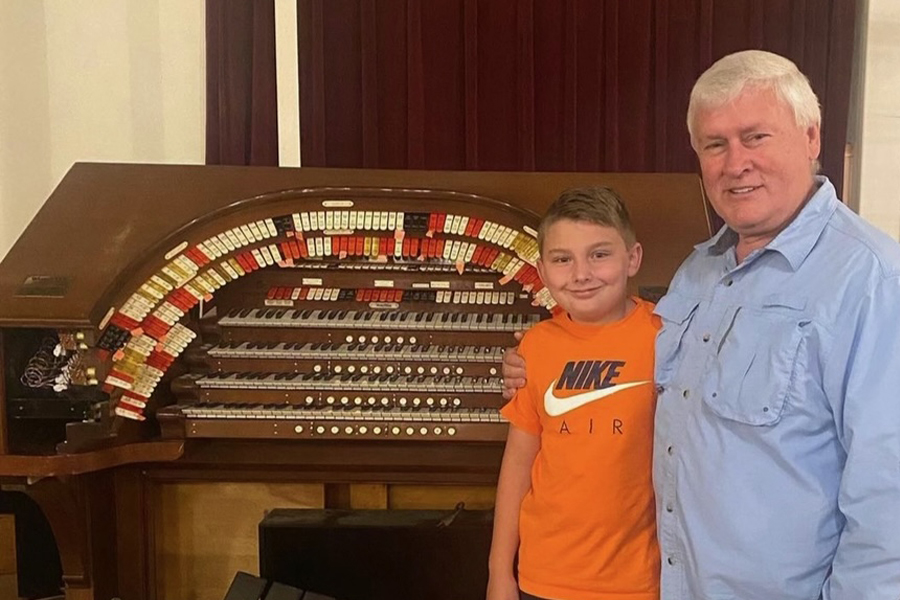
[487,425,541,598]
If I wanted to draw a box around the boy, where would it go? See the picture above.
[487,187,659,600]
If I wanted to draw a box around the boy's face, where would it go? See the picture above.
[537,219,642,324]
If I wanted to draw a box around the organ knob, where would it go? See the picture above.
[433,427,443,435]
[326,396,336,405]
[391,426,401,435]
[373,426,382,435]
[344,426,353,435]
[405,427,415,436]
[294,425,304,434]
[456,367,464,375]
[359,426,368,434]
[316,425,326,434]
[409,337,417,344]
[447,427,457,436]
[330,426,340,434]
[419,427,428,436]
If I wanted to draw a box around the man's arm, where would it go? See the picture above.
[822,275,900,598]
[487,426,541,600]
[501,336,527,400]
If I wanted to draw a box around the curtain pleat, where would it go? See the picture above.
[295,0,856,194]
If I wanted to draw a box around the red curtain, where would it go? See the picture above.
[206,0,279,166]
[297,0,857,192]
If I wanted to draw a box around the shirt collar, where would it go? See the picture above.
[695,176,839,271]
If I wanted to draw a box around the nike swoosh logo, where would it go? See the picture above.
[544,380,651,416]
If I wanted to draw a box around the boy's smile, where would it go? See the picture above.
[537,219,642,325]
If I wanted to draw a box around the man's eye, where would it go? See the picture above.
[591,252,609,259]
[553,257,570,264]
[704,141,725,152]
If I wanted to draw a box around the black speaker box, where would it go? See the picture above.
[259,508,493,600]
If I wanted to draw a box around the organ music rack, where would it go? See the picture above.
[0,164,709,600]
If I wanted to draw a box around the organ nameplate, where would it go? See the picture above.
[474,282,494,290]
[164,241,188,260]
[302,278,323,286]
[430,281,451,289]
[374,280,394,288]
[322,200,354,208]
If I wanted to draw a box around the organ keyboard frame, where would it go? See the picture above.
[0,164,710,600]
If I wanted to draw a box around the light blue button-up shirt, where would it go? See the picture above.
[653,177,900,599]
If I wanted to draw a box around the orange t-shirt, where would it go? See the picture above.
[501,298,660,600]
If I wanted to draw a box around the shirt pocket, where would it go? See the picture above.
[702,294,810,426]
[654,292,701,387]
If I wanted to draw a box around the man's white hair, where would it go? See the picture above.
[687,50,821,148]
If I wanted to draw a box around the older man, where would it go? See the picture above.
[502,50,900,599]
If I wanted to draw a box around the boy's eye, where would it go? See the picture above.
[552,256,570,264]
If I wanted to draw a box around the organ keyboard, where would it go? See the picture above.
[0,165,709,600]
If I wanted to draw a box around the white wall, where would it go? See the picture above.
[856,0,900,240]
[0,0,205,261]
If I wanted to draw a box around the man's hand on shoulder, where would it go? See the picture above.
[501,331,527,400]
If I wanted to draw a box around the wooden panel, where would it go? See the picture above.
[349,483,388,509]
[389,485,496,510]
[154,482,324,600]
[0,515,15,574]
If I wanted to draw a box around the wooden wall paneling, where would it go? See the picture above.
[115,468,152,600]
[572,0,604,169]
[324,0,363,167]
[152,479,325,600]
[533,0,567,171]
[517,0,537,170]
[464,0,480,169]
[349,484,389,509]
[478,0,520,170]
[616,0,654,171]
[388,485,496,510]
[0,332,8,454]
[603,0,620,170]
[375,1,409,169]
[822,0,858,190]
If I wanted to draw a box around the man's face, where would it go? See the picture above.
[693,86,821,243]
[537,219,641,325]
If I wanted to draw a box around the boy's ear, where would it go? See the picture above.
[536,255,547,285]
[627,242,643,277]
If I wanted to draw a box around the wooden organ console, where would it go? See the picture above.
[0,164,709,600]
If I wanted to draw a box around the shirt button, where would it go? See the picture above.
[725,279,734,287]
[667,445,674,455]
[666,503,674,513]
[702,333,711,342]
[656,385,665,394]
[682,389,690,399]
[667,556,677,566]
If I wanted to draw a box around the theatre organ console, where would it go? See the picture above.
[0,164,709,600]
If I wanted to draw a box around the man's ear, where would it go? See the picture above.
[628,242,643,277]
[806,123,821,162]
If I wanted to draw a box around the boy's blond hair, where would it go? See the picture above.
[537,187,636,253]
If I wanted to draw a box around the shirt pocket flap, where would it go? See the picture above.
[654,292,700,325]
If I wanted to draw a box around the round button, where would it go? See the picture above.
[702,333,711,342]
[305,396,315,405]
[442,367,450,375]
[338,396,348,405]
[439,398,448,407]
[384,336,392,343]
[433,427,443,435]
[354,397,363,406]
[399,397,408,406]
[426,397,435,406]
[358,335,366,343]
[667,445,674,455]
[410,337,417,344]
[371,336,379,344]
[419,427,428,435]
[367,397,376,406]
[344,426,353,435]
[386,366,395,374]
[326,396,336,405]
[373,366,382,374]
[391,426,401,435]
[682,389,690,399]
[345,335,354,343]
[417,366,425,374]
[348,365,356,373]
[447,427,457,436]
[316,425,325,434]
[381,397,390,406]
[373,426,382,435]
[313,364,322,373]
[361,366,369,374]
[453,398,461,407]
[359,426,368,434]
[429,367,438,374]
[413,398,421,406]
[334,365,343,373]
[397,336,404,344]
[330,426,340,434]
[667,557,676,566]
[404,367,412,374]
[666,504,674,513]
[405,427,415,436]
[725,279,734,287]
[294,425,304,434]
